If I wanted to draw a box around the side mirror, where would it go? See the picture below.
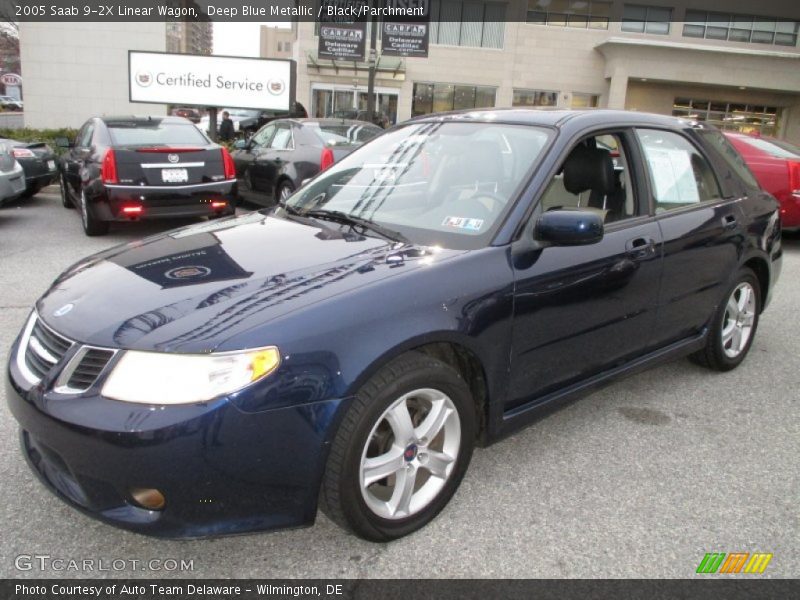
[232,139,247,150]
[54,137,72,149]
[535,209,604,246]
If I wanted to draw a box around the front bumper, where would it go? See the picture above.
[92,182,238,222]
[6,344,348,539]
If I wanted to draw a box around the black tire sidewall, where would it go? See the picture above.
[710,269,761,370]
[336,360,475,541]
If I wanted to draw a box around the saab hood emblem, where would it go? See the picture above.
[53,303,74,317]
[168,153,179,163]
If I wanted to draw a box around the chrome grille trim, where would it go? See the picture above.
[16,312,116,393]
[54,345,118,394]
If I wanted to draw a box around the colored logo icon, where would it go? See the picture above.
[696,552,773,574]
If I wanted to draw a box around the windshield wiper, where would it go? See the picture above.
[302,209,409,244]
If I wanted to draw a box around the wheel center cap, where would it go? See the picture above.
[403,444,418,462]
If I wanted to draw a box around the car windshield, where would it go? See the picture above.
[226,109,260,118]
[308,122,382,146]
[285,121,551,250]
[108,121,210,147]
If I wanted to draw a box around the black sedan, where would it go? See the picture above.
[57,116,237,236]
[231,118,383,206]
[0,137,59,198]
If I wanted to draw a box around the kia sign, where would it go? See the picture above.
[0,73,22,86]
[129,51,295,111]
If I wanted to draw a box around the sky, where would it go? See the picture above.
[213,23,288,57]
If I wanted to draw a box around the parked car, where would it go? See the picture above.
[56,115,237,235]
[170,106,202,123]
[332,108,392,129]
[723,132,800,231]
[0,137,58,197]
[231,118,382,206]
[7,110,781,542]
[199,103,310,137]
[0,95,23,111]
[0,141,26,204]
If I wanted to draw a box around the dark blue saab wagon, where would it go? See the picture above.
[7,109,781,541]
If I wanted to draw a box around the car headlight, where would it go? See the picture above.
[101,347,280,405]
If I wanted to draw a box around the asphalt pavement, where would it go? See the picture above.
[1,188,798,578]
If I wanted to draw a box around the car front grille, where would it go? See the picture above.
[17,313,116,393]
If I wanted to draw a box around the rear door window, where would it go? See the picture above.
[637,129,723,212]
[270,124,293,150]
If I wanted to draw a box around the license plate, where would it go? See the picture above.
[47,160,56,171]
[162,168,188,183]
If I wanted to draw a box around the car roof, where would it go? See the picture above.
[275,118,382,128]
[409,108,691,129]
[99,116,190,126]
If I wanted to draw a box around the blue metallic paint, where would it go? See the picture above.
[6,109,782,538]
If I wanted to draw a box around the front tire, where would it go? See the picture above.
[79,189,109,236]
[321,353,475,541]
[691,268,760,371]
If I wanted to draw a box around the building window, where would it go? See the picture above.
[622,4,671,35]
[683,11,799,47]
[512,89,558,107]
[571,93,599,108]
[428,1,506,49]
[527,0,611,30]
[412,82,496,116]
[672,98,779,137]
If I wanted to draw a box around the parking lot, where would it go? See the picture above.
[0,186,798,579]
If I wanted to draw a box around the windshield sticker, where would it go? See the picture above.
[442,216,484,231]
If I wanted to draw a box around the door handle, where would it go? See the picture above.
[722,214,738,229]
[625,237,656,259]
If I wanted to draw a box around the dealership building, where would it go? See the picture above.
[18,0,800,143]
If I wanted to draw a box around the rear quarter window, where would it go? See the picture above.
[699,130,760,189]
[309,123,381,146]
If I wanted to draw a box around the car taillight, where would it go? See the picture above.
[101,149,118,184]
[788,161,800,196]
[12,148,35,158]
[320,147,334,171]
[221,148,236,180]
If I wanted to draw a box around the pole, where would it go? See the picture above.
[208,107,218,142]
[366,3,378,124]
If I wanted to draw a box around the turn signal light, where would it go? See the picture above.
[101,149,118,184]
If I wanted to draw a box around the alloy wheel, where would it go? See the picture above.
[280,185,293,201]
[359,388,461,520]
[721,282,756,358]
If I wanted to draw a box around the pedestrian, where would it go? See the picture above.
[219,111,235,142]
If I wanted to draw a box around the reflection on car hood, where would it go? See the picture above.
[36,212,460,352]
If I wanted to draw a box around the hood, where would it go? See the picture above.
[37,212,459,352]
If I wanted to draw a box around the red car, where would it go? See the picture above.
[724,132,800,230]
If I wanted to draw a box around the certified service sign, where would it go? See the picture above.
[129,51,293,111]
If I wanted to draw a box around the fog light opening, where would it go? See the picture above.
[130,487,166,511]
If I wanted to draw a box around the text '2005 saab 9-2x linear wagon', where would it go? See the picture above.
[7,109,781,541]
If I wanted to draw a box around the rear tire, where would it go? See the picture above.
[79,189,109,236]
[320,353,475,541]
[60,175,74,209]
[277,181,295,203]
[690,267,760,371]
